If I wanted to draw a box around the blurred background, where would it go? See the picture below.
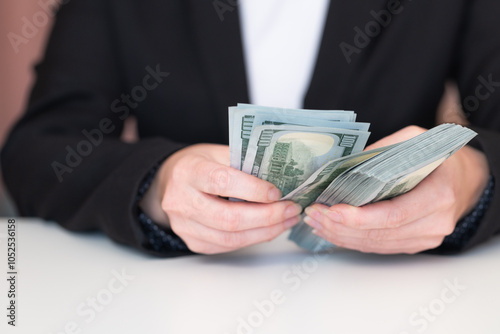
[0,1,55,216]
[0,2,466,218]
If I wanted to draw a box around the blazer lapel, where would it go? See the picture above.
[186,1,249,140]
[304,0,392,110]
[185,0,392,126]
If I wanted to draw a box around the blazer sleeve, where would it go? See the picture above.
[454,0,500,250]
[0,0,190,257]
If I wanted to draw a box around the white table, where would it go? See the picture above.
[1,218,499,334]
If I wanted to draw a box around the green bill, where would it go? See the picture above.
[229,106,363,171]
[242,125,370,196]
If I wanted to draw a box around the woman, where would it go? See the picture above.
[2,0,498,257]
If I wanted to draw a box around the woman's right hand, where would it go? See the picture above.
[139,144,303,254]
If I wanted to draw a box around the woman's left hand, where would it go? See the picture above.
[303,126,490,254]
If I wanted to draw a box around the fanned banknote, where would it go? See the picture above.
[229,104,363,171]
[288,124,477,252]
[241,125,369,196]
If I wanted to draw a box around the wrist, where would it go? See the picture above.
[429,174,495,254]
[138,160,170,227]
[455,145,490,219]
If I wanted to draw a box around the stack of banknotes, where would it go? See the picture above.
[229,104,477,252]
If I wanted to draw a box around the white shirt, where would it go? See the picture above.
[239,0,330,109]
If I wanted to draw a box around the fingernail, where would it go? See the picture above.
[305,207,322,222]
[304,216,323,231]
[268,187,282,201]
[324,209,343,223]
[284,216,300,228]
[312,229,327,240]
[285,203,303,218]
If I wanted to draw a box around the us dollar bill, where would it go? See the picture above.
[241,124,370,196]
[229,105,362,171]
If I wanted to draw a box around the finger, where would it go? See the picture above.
[313,230,444,254]
[304,211,455,242]
[186,191,303,232]
[168,214,236,254]
[174,215,301,251]
[191,160,283,203]
[305,168,454,230]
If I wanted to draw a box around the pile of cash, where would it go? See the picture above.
[229,104,477,252]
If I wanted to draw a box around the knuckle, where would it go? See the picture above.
[344,207,363,229]
[405,125,420,132]
[404,125,424,136]
[217,208,240,232]
[260,182,277,201]
[184,239,207,254]
[208,167,231,194]
[359,241,375,254]
[162,191,195,219]
[359,234,384,253]
[161,196,176,213]
[264,206,279,226]
[386,204,408,228]
[191,192,209,212]
[252,183,268,202]
[162,181,192,215]
[350,218,363,229]
[366,229,388,242]
[441,219,457,236]
[169,222,184,237]
[438,187,456,210]
[427,237,445,250]
[220,232,246,248]
[171,155,192,180]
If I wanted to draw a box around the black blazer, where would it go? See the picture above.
[2,0,500,256]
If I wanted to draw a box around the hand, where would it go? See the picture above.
[139,144,302,254]
[303,126,490,254]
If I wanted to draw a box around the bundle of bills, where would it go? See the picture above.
[229,104,477,252]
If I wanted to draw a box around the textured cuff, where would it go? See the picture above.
[428,175,495,254]
[135,161,190,253]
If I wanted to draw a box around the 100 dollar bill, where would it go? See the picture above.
[241,125,370,196]
[229,105,362,171]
